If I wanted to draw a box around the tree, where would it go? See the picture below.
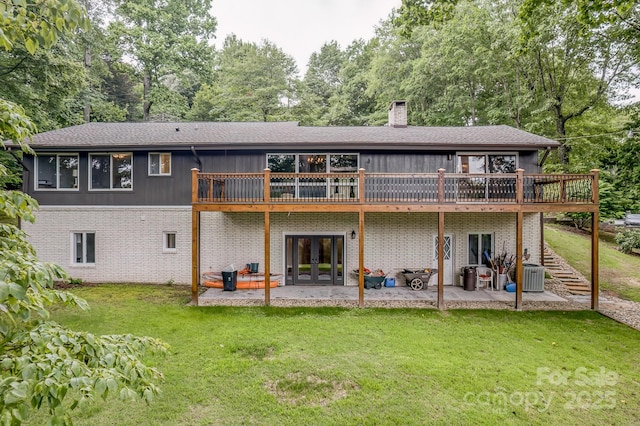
[189,36,298,122]
[297,41,346,125]
[108,0,216,120]
[327,39,381,126]
[1,2,167,424]
[525,1,638,166]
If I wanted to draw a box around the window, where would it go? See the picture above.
[163,232,177,253]
[457,154,517,174]
[266,153,359,199]
[72,232,95,265]
[457,154,517,200]
[267,153,359,173]
[90,153,133,190]
[468,233,493,266]
[36,154,79,190]
[149,153,171,176]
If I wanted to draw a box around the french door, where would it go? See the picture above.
[286,235,344,285]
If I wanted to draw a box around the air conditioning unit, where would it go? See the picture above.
[523,264,545,292]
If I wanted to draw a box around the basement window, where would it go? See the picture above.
[72,232,95,265]
[163,232,177,253]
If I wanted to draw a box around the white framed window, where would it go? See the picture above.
[36,154,79,190]
[149,153,171,176]
[468,232,493,266]
[163,231,177,253]
[89,153,133,190]
[72,232,95,265]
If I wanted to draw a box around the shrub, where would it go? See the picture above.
[615,229,640,254]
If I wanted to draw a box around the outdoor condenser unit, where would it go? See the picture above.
[522,264,545,292]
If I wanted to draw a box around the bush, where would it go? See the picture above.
[615,229,640,254]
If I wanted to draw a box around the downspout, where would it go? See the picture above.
[190,146,203,170]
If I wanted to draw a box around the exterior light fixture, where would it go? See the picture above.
[351,230,356,239]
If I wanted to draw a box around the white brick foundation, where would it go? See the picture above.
[23,206,192,284]
[24,208,541,286]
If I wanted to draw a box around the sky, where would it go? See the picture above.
[211,0,401,75]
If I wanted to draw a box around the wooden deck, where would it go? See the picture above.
[190,168,600,311]
[192,168,599,214]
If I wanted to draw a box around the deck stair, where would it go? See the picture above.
[543,246,591,295]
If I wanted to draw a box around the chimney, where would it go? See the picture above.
[388,100,407,128]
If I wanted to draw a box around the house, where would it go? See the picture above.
[20,101,600,309]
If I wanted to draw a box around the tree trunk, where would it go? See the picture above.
[555,108,569,167]
[143,72,152,121]
[83,43,91,123]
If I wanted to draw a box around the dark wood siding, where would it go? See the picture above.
[24,149,542,206]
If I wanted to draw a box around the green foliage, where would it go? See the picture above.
[1,4,167,422]
[0,189,167,423]
[0,149,23,191]
[109,0,216,120]
[188,36,298,122]
[615,229,640,254]
[0,0,88,54]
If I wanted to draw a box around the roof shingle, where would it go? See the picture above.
[25,122,559,150]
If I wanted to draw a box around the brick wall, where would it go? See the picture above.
[24,208,541,287]
[23,206,192,284]
[200,211,541,287]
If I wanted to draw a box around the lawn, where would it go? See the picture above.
[545,224,640,302]
[34,284,640,425]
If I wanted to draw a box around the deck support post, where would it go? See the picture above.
[264,211,271,306]
[358,209,365,307]
[191,168,200,305]
[515,169,524,311]
[591,169,600,310]
[264,169,271,306]
[437,211,445,310]
[516,211,523,310]
[540,213,545,266]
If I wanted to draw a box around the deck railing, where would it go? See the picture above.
[192,168,598,206]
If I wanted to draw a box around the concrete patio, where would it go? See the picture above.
[198,284,568,308]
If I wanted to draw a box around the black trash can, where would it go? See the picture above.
[222,270,237,291]
[463,266,476,291]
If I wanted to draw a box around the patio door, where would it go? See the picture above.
[286,235,344,285]
[433,235,454,285]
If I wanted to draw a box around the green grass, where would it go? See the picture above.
[545,224,640,302]
[31,284,640,425]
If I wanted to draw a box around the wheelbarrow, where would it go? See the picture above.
[401,268,437,290]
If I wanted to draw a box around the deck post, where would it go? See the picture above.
[264,168,271,203]
[191,168,200,305]
[437,211,445,310]
[358,168,365,203]
[540,213,545,266]
[591,169,600,310]
[437,168,445,204]
[515,168,524,204]
[515,211,523,310]
[358,209,365,307]
[264,211,271,306]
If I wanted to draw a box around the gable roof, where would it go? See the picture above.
[25,122,559,151]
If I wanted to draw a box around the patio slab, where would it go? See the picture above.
[198,284,567,307]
